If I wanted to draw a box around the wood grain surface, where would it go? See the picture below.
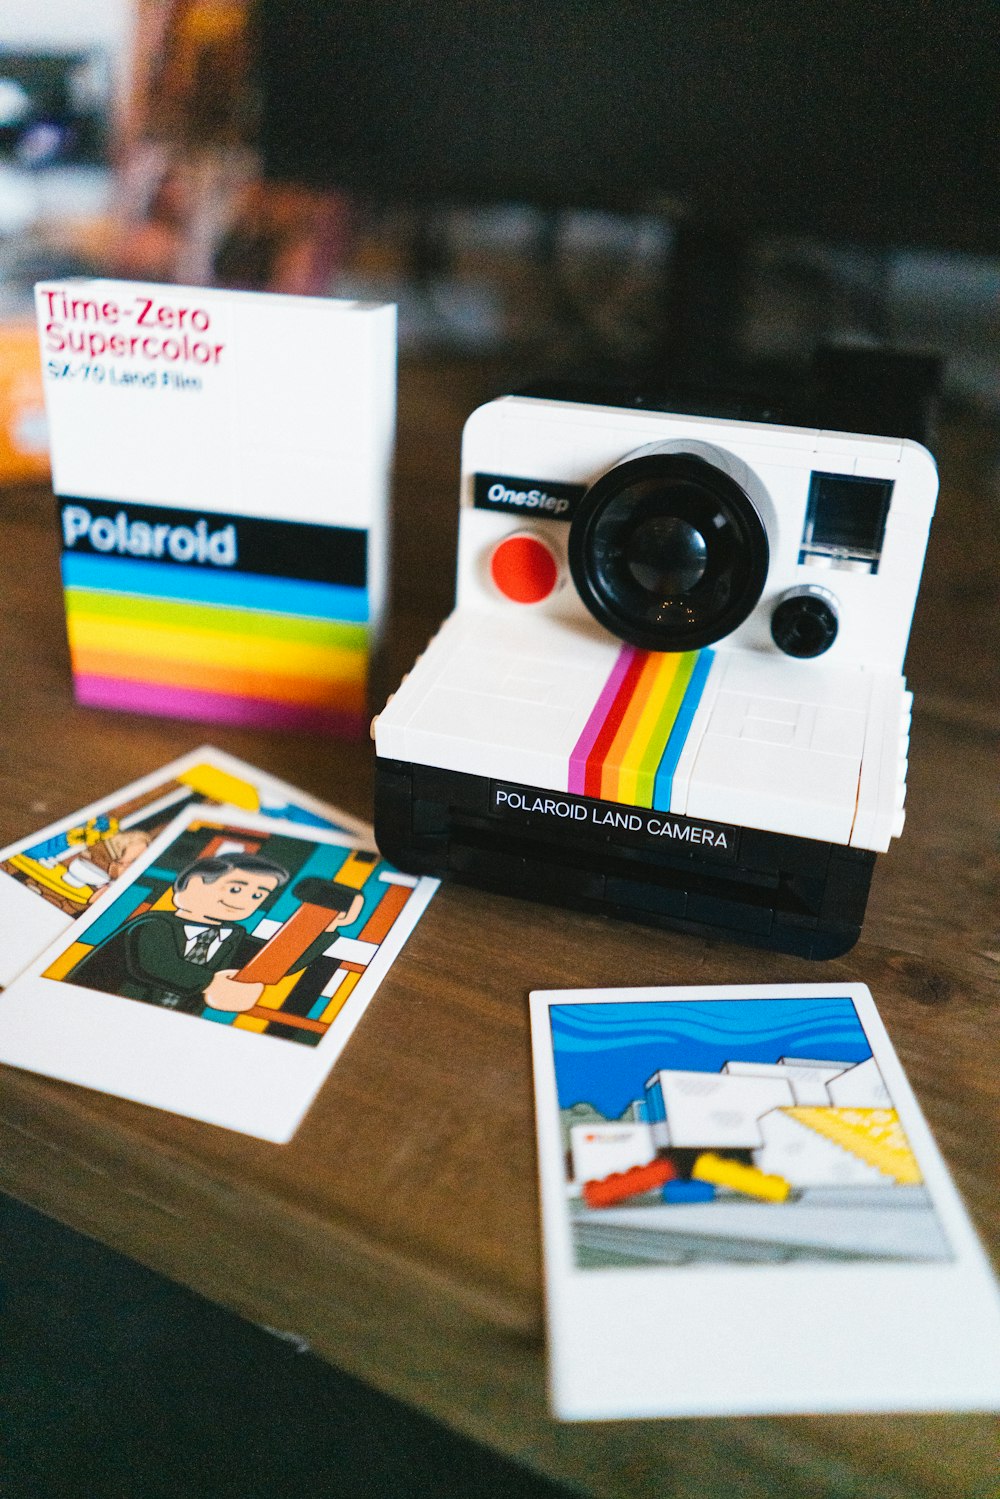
[1,359,998,1499]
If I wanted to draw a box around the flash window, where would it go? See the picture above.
[799,472,893,573]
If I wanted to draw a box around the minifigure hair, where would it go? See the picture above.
[174,855,290,893]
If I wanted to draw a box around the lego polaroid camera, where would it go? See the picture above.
[373,379,937,956]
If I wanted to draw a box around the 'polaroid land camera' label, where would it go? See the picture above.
[491,782,736,861]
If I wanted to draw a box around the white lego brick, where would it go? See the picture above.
[748,696,799,724]
[707,691,750,736]
[743,652,873,708]
[379,612,620,784]
[741,717,796,745]
[826,1057,891,1107]
[401,689,575,786]
[685,656,870,841]
[754,1108,893,1188]
[722,1060,843,1105]
[780,1056,856,1068]
[791,703,818,747]
[871,681,910,848]
[668,655,725,815]
[811,704,867,759]
[684,732,860,843]
[569,1122,656,1184]
[816,428,903,459]
[375,610,619,781]
[378,869,419,887]
[645,1069,795,1149]
[850,672,889,850]
[851,673,906,852]
[374,611,468,741]
[717,676,866,762]
[500,668,592,709]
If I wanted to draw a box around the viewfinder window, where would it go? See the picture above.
[800,473,893,572]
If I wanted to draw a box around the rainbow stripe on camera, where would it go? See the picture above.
[569,646,715,809]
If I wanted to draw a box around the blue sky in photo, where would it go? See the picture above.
[551,997,871,1118]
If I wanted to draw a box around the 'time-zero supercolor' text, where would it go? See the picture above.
[41,288,225,367]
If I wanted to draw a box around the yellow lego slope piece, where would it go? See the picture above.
[692,1153,791,1202]
[176,763,261,811]
[786,1107,922,1185]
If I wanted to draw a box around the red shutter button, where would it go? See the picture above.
[489,533,560,604]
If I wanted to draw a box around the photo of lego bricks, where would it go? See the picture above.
[551,996,952,1268]
[41,815,422,1048]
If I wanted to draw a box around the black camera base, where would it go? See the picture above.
[374,759,876,960]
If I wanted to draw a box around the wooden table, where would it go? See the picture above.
[1,359,998,1499]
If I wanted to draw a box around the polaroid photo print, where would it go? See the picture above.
[0,807,436,1141]
[530,983,1000,1419]
[0,745,369,988]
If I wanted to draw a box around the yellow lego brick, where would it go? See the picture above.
[176,762,261,811]
[785,1107,922,1185]
[692,1152,791,1202]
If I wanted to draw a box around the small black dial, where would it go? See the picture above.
[771,587,839,658]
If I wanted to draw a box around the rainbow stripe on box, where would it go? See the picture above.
[569,645,715,809]
[58,500,369,737]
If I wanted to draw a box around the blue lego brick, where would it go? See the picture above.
[662,1179,717,1204]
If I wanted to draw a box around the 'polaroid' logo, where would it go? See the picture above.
[61,504,237,566]
[473,473,585,522]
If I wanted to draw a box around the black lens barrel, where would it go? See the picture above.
[568,451,769,652]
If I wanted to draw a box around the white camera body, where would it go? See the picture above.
[374,391,937,956]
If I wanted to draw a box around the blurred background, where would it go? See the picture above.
[1,0,999,493]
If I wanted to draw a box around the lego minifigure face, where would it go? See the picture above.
[175,868,280,925]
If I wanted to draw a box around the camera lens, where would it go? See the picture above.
[568,451,769,651]
[624,516,708,595]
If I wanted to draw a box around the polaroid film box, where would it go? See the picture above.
[35,279,396,737]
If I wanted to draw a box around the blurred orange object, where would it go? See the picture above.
[0,321,48,485]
